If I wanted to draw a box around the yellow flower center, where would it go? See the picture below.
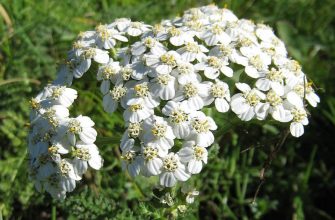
[160,53,177,66]
[143,147,158,161]
[130,104,143,112]
[74,148,91,161]
[110,86,127,101]
[211,84,226,98]
[249,55,264,70]
[207,56,221,69]
[211,24,223,34]
[266,90,282,106]
[193,146,205,160]
[163,156,178,172]
[192,119,210,133]
[151,123,167,137]
[48,145,58,155]
[185,42,201,53]
[267,68,283,82]
[68,119,82,134]
[171,110,188,124]
[128,122,142,138]
[291,108,307,122]
[183,83,198,98]
[157,74,171,85]
[121,151,136,163]
[245,90,261,106]
[169,26,181,36]
[29,98,40,109]
[134,84,149,97]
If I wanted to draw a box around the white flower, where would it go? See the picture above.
[95,24,128,49]
[121,150,142,177]
[97,59,121,94]
[289,107,309,138]
[103,84,127,113]
[205,80,231,113]
[200,23,231,46]
[256,90,292,122]
[240,46,271,78]
[281,59,304,87]
[171,61,199,85]
[173,80,210,111]
[57,159,81,192]
[43,176,67,200]
[188,111,217,147]
[35,105,69,129]
[145,50,181,75]
[256,67,285,96]
[176,41,208,62]
[142,116,175,152]
[72,142,103,176]
[151,74,176,100]
[284,91,309,137]
[167,26,193,46]
[195,56,233,79]
[66,115,97,145]
[109,18,131,32]
[209,42,242,63]
[125,21,151,37]
[159,153,190,187]
[231,83,266,121]
[162,101,191,139]
[125,80,159,108]
[286,81,320,108]
[123,100,153,123]
[181,185,199,204]
[256,24,287,58]
[129,56,151,80]
[73,48,109,78]
[178,141,208,174]
[141,145,166,176]
[46,85,78,107]
[131,36,165,56]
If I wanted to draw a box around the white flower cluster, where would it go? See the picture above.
[28,85,103,199]
[29,5,319,198]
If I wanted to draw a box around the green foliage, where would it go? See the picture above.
[0,0,334,219]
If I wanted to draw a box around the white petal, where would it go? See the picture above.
[235,83,251,93]
[215,98,229,113]
[188,160,203,174]
[94,51,109,64]
[220,66,233,77]
[239,106,255,121]
[290,122,304,137]
[88,153,103,170]
[160,172,177,187]
[245,66,260,78]
[178,147,194,162]
[256,78,271,91]
[174,166,191,181]
[79,127,97,144]
[287,92,304,108]
[100,80,110,94]
[147,158,163,175]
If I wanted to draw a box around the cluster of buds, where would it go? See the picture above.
[29,5,319,199]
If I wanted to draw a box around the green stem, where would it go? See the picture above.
[51,205,56,220]
[0,78,40,86]
[95,136,121,145]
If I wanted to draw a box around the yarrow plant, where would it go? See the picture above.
[28,5,319,204]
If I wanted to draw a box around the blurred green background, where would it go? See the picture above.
[0,0,334,219]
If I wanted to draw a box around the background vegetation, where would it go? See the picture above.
[0,0,334,219]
